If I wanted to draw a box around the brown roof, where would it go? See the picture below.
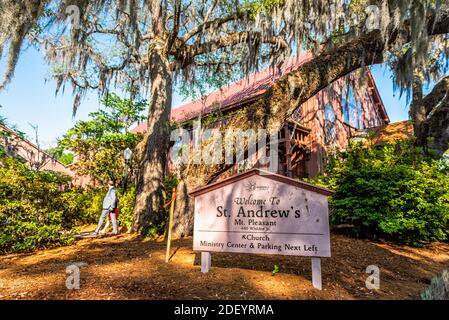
[132,53,389,134]
[352,120,413,145]
[132,54,314,133]
[373,120,413,144]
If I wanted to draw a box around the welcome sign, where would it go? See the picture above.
[191,169,333,258]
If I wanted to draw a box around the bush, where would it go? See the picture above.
[164,175,179,203]
[0,156,79,253]
[66,186,136,232]
[421,270,449,300]
[58,186,137,232]
[79,189,105,225]
[117,186,136,231]
[0,157,78,253]
[310,140,449,246]
[0,151,180,251]
[0,201,74,253]
[0,156,113,253]
[55,189,99,228]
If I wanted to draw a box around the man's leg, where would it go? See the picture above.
[100,220,110,234]
[94,209,109,234]
[110,212,118,234]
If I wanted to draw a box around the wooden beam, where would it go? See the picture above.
[285,125,292,178]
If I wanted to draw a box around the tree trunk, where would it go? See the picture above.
[132,46,172,234]
[420,76,449,158]
[410,74,426,148]
[171,178,194,238]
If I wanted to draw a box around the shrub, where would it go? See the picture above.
[421,270,449,300]
[59,186,137,232]
[55,188,111,228]
[83,175,178,236]
[80,189,105,225]
[310,140,449,246]
[117,186,136,231]
[71,186,137,232]
[0,201,74,254]
[0,157,77,253]
[164,175,179,203]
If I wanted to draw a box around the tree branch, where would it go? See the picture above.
[183,10,449,186]
[175,31,288,68]
[180,10,249,45]
[419,75,449,158]
[166,0,181,54]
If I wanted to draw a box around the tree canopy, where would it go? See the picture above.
[0,1,448,102]
[57,92,146,185]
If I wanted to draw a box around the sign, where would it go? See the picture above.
[190,169,334,289]
[191,169,333,258]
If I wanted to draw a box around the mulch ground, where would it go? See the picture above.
[0,227,448,300]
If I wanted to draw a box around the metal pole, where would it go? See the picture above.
[123,160,128,192]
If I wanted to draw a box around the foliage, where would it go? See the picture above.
[0,153,135,253]
[66,186,137,232]
[310,140,449,246]
[164,175,179,205]
[56,188,103,228]
[2,1,449,237]
[0,157,75,253]
[272,264,280,276]
[57,93,145,186]
[59,186,139,231]
[421,270,449,300]
[3,1,446,101]
[243,0,285,18]
[0,152,141,253]
[144,225,165,239]
[57,152,74,166]
[0,201,75,254]
[0,105,6,126]
[46,148,74,165]
[57,185,137,232]
[117,186,136,231]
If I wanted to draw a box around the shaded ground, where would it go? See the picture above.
[0,227,448,300]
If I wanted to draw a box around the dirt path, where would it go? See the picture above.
[0,229,448,300]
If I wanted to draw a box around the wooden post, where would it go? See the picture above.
[285,125,292,178]
[165,188,176,263]
[201,252,211,273]
[311,257,322,290]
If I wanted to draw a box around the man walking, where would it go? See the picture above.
[93,180,118,236]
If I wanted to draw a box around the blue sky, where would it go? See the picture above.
[0,46,410,149]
